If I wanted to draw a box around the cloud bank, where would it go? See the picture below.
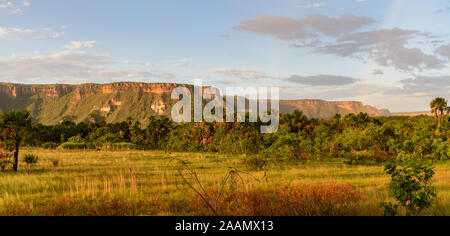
[0,51,174,83]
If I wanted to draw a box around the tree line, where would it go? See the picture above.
[1,97,449,171]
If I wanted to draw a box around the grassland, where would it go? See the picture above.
[0,148,449,216]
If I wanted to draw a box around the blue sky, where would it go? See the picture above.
[0,0,450,112]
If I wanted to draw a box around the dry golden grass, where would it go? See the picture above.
[189,180,365,216]
[0,148,448,216]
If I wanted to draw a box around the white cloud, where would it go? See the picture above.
[235,13,447,72]
[296,3,326,8]
[287,75,358,86]
[280,82,391,100]
[391,76,450,97]
[313,28,445,71]
[234,14,374,40]
[172,63,191,68]
[0,51,175,83]
[205,68,275,80]
[373,69,384,75]
[64,41,97,50]
[436,43,450,61]
[0,27,62,39]
[0,0,29,14]
[168,58,193,68]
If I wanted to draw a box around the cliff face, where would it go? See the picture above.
[280,100,391,118]
[72,82,188,100]
[0,83,76,99]
[0,82,391,125]
[0,83,188,99]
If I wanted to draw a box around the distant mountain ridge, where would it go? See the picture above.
[0,82,392,125]
[279,99,391,118]
[392,111,433,117]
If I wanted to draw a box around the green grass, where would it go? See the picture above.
[0,148,449,216]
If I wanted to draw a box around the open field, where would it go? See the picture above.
[0,148,449,216]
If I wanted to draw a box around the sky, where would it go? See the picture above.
[0,0,450,112]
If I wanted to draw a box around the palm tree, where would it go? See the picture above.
[430,97,448,122]
[0,110,32,172]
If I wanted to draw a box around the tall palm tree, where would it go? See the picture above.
[430,97,448,122]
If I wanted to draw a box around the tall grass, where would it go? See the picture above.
[0,148,448,216]
[189,181,365,216]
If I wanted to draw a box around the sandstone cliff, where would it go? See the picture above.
[0,82,391,125]
[280,99,391,118]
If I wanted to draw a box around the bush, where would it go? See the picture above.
[86,143,97,149]
[381,152,437,216]
[432,139,450,160]
[51,159,59,167]
[0,150,12,171]
[42,142,59,149]
[23,154,39,165]
[344,150,389,165]
[59,142,88,150]
[67,136,84,143]
[244,155,267,171]
[266,132,303,160]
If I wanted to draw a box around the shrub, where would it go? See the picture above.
[86,143,97,149]
[344,150,389,165]
[344,152,367,165]
[381,152,437,216]
[51,159,59,167]
[67,136,84,143]
[59,142,92,150]
[42,142,59,149]
[244,155,267,171]
[23,154,39,165]
[0,150,12,171]
[432,139,450,160]
[266,132,303,160]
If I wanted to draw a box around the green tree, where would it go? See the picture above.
[267,131,303,159]
[280,110,312,133]
[144,116,173,149]
[0,110,32,172]
[381,152,437,216]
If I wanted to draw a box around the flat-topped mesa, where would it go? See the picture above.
[0,83,76,99]
[0,82,392,125]
[279,99,390,118]
[0,82,195,100]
